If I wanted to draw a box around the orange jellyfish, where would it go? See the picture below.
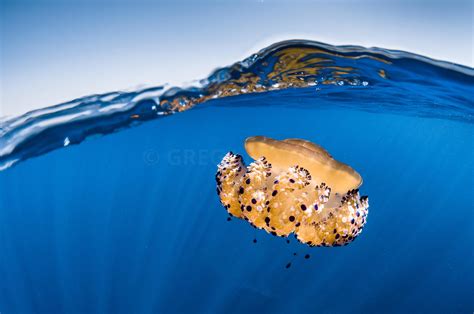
[216,136,369,247]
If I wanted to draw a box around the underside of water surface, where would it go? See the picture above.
[0,40,472,171]
[0,40,473,313]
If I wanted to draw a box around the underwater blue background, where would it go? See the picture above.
[1,89,473,313]
[1,35,474,313]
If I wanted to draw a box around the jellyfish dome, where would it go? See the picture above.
[216,136,369,247]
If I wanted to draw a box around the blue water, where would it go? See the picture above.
[0,40,473,313]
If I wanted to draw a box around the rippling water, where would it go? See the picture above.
[1,40,472,170]
[0,40,473,313]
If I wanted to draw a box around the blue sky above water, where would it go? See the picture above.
[1,0,472,116]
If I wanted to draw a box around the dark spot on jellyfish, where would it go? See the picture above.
[246,205,252,212]
[300,204,307,211]
[265,217,270,224]
[351,218,355,224]
[227,217,232,221]
[356,211,360,217]
[246,178,251,184]
[274,180,279,184]
[251,198,257,204]
[335,234,340,239]
[333,228,337,234]
[265,201,270,205]
[289,179,295,183]
[271,231,277,236]
[295,222,301,227]
[314,204,318,211]
[239,187,244,194]
[305,254,310,259]
[289,216,295,222]
[253,238,257,243]
[272,190,278,196]
[285,262,292,269]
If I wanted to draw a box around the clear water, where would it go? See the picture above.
[0,40,473,313]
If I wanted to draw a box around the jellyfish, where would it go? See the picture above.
[216,136,369,247]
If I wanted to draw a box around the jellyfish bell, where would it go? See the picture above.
[216,136,369,247]
[244,136,362,195]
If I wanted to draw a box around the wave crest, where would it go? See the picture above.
[1,40,473,171]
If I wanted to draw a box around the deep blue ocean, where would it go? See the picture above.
[0,40,473,313]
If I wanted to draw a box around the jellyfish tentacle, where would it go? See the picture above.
[266,165,312,237]
[299,182,331,224]
[216,152,246,218]
[295,189,369,246]
[239,157,272,229]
